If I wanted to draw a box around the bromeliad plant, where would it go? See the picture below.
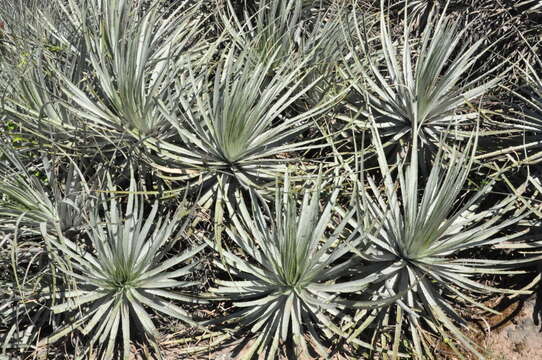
[342,2,498,159]
[4,0,207,153]
[38,174,206,359]
[479,57,542,164]
[346,127,532,358]
[3,0,542,358]
[48,0,206,136]
[220,0,314,60]
[206,173,395,359]
[146,41,343,211]
[0,142,86,235]
[1,0,90,149]
[0,144,89,355]
[220,0,346,75]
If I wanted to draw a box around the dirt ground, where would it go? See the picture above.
[482,297,542,360]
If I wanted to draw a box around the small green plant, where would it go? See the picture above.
[38,174,206,359]
[0,143,65,233]
[206,173,394,359]
[342,4,498,157]
[347,126,531,358]
[1,0,542,359]
[147,44,336,188]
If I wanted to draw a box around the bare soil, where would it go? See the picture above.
[482,297,542,360]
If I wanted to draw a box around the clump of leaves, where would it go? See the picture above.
[347,126,532,358]
[147,42,340,194]
[0,142,86,235]
[342,2,498,159]
[0,143,89,355]
[481,57,542,164]
[39,174,206,359]
[206,173,395,359]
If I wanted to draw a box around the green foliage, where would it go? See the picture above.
[39,174,206,359]
[0,147,90,237]
[0,144,89,354]
[207,173,390,359]
[1,0,542,359]
[342,4,498,156]
[148,44,339,192]
[347,126,532,358]
[483,57,542,163]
